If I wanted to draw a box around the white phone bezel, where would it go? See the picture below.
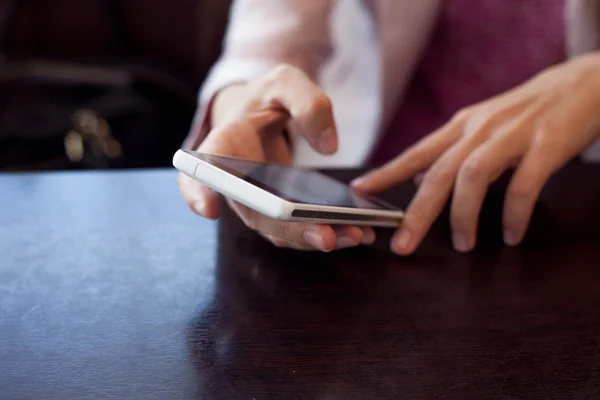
[173,149,404,227]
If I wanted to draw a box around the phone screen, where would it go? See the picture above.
[185,151,399,210]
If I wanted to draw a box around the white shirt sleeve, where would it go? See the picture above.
[183,0,335,150]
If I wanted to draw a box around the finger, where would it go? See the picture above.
[228,199,338,252]
[262,226,370,251]
[354,99,534,193]
[258,65,338,154]
[198,118,268,161]
[450,134,526,252]
[359,226,377,245]
[269,225,375,248]
[333,225,364,249]
[502,144,559,246]
[351,116,464,192]
[260,233,317,251]
[449,98,548,252]
[268,225,375,249]
[177,172,221,220]
[262,129,293,165]
[178,121,261,219]
[180,121,267,220]
[391,137,483,255]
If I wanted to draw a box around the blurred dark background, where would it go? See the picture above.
[0,0,231,171]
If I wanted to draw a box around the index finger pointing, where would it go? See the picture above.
[257,65,338,155]
[392,168,456,255]
[391,137,479,255]
[351,118,464,193]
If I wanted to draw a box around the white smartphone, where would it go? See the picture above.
[173,149,404,227]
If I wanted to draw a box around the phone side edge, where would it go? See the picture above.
[172,149,197,176]
[221,176,293,221]
[290,202,405,219]
[285,203,402,227]
[173,150,291,220]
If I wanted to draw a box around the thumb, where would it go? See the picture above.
[177,119,266,220]
[177,172,221,220]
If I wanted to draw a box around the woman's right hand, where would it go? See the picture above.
[177,64,375,251]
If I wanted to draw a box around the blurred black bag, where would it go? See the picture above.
[0,0,197,170]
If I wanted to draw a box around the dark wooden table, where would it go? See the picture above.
[1,164,600,399]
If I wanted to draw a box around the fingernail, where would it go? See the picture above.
[336,236,357,249]
[453,233,470,253]
[504,231,519,247]
[319,129,337,154]
[392,228,413,254]
[350,177,365,188]
[303,230,326,251]
[193,200,205,216]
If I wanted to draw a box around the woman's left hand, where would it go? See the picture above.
[352,52,600,255]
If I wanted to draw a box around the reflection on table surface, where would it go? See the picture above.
[1,165,600,399]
